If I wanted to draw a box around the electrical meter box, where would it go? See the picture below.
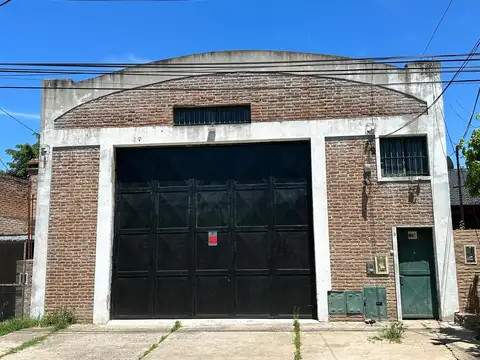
[364,287,387,319]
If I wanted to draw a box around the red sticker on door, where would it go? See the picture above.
[208,231,218,246]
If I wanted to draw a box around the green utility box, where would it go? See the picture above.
[328,290,363,315]
[364,287,387,319]
[328,291,346,315]
[345,291,363,315]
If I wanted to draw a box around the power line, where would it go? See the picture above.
[462,87,480,139]
[0,157,8,171]
[449,103,470,125]
[0,78,479,91]
[2,66,480,77]
[1,52,479,68]
[422,0,454,56]
[385,38,480,137]
[0,107,40,134]
[0,0,13,7]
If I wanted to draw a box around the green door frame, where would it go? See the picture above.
[392,226,440,320]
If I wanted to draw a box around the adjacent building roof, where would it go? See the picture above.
[449,168,480,206]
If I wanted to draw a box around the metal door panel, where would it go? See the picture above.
[236,276,270,315]
[196,276,233,315]
[155,277,191,316]
[112,142,315,319]
[398,228,438,319]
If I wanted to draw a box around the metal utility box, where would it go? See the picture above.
[328,291,346,315]
[364,287,387,319]
[345,291,363,314]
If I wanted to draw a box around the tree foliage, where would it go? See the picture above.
[460,114,480,197]
[2,133,39,179]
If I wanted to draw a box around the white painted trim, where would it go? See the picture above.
[0,235,30,241]
[93,146,115,325]
[30,146,53,318]
[107,319,320,327]
[310,136,331,321]
[392,227,402,320]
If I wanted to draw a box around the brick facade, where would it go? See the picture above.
[55,73,426,129]
[0,175,28,235]
[454,230,480,313]
[326,138,434,319]
[44,147,100,322]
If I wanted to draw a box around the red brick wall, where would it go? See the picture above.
[55,73,426,129]
[326,138,434,319]
[44,147,100,322]
[454,230,480,313]
[0,175,28,235]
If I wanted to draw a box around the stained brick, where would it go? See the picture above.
[326,138,434,319]
[0,175,28,235]
[55,73,426,129]
[454,230,480,313]
[44,147,100,323]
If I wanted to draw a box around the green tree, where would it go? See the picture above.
[2,133,39,179]
[460,114,480,197]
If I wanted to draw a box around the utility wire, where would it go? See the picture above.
[0,0,13,7]
[422,0,454,56]
[2,67,480,77]
[0,107,40,134]
[0,157,8,171]
[0,78,479,91]
[1,52,479,68]
[385,38,480,137]
[462,87,480,139]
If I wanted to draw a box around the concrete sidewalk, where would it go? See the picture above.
[0,321,476,360]
[1,325,171,360]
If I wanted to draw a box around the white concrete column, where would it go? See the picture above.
[30,147,53,318]
[429,101,459,320]
[310,135,331,321]
[93,145,115,324]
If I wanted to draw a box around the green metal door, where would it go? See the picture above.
[398,228,439,319]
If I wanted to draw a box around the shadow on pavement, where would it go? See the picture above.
[430,326,480,358]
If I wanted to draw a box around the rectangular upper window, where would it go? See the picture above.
[380,136,429,177]
[174,105,251,126]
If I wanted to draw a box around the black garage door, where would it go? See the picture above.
[111,141,316,319]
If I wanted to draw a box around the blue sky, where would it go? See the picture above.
[0,0,478,165]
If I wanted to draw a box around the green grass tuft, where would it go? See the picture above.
[293,309,302,360]
[371,321,406,343]
[1,333,50,358]
[40,308,77,330]
[0,317,40,337]
[171,321,182,332]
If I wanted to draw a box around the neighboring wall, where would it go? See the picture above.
[326,138,434,319]
[454,230,480,313]
[0,175,28,235]
[44,147,100,323]
[15,260,33,317]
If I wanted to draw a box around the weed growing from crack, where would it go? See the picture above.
[370,321,406,343]
[293,308,302,360]
[138,321,182,360]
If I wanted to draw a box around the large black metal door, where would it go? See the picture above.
[112,142,315,319]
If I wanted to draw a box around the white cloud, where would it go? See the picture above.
[0,110,40,120]
[101,53,151,64]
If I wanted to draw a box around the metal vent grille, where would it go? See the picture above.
[174,105,251,126]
